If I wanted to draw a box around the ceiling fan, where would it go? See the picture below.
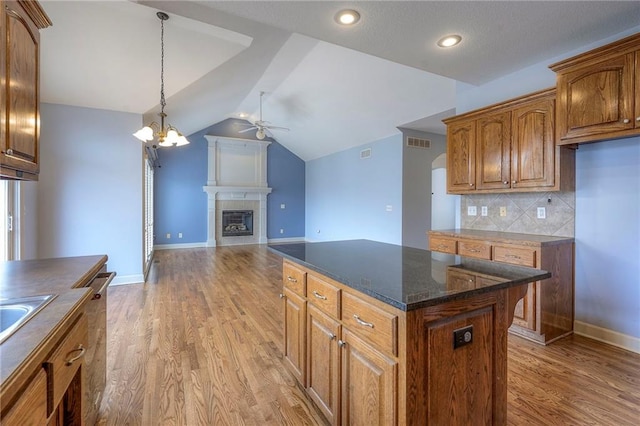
[239,91,289,140]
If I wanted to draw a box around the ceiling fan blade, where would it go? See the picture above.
[238,127,258,133]
[266,125,290,131]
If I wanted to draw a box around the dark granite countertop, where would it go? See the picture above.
[268,240,550,311]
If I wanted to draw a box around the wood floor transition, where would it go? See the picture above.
[96,245,640,425]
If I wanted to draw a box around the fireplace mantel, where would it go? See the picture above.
[202,136,272,246]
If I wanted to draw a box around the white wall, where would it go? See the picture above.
[37,103,144,284]
[453,26,640,351]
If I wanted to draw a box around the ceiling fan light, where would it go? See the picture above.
[133,126,154,141]
[256,128,266,140]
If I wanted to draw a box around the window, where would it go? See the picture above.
[143,157,154,279]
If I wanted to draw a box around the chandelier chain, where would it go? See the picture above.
[160,15,166,114]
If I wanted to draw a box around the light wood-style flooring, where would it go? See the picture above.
[97,245,640,425]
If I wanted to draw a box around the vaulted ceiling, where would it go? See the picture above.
[39,1,640,161]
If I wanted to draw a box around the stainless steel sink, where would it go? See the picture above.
[0,295,56,344]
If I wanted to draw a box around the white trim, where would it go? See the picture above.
[267,237,306,244]
[574,320,640,354]
[110,274,145,286]
[154,242,208,250]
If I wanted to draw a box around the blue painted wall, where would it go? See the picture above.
[305,134,403,244]
[154,118,305,244]
[37,103,144,283]
[454,25,640,342]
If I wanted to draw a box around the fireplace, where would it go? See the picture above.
[202,136,272,247]
[222,210,254,237]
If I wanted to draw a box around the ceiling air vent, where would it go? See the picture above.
[360,148,372,159]
[407,137,431,149]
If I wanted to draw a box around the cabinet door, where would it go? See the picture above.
[446,119,476,193]
[307,304,340,425]
[636,51,640,129]
[476,111,511,190]
[556,53,635,143]
[2,369,47,425]
[1,1,41,178]
[340,328,397,426]
[511,97,556,189]
[283,288,306,386]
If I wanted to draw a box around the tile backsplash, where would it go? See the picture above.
[460,191,575,237]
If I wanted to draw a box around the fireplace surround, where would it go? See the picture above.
[202,136,271,246]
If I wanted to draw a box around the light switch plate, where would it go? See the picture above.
[481,206,488,216]
[468,206,477,216]
[499,207,507,217]
[537,207,546,219]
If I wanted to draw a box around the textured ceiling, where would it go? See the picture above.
[39,1,640,161]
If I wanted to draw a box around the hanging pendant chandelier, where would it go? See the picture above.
[133,12,189,147]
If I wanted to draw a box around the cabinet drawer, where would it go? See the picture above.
[307,274,340,318]
[342,292,397,356]
[458,240,492,260]
[2,369,47,426]
[283,262,307,297]
[44,315,88,414]
[429,236,457,254]
[493,246,537,268]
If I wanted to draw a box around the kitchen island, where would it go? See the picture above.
[0,255,111,425]
[269,240,550,425]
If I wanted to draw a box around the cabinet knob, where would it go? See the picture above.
[279,293,284,299]
[328,333,336,341]
[469,183,474,187]
[623,118,630,124]
[512,180,517,184]
[636,117,640,122]
[337,340,346,348]
[6,149,13,156]
[503,181,508,185]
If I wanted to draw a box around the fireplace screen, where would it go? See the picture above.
[222,210,254,237]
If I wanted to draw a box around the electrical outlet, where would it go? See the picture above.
[453,325,473,349]
[386,205,393,212]
[468,206,477,216]
[178,233,183,239]
[280,204,286,209]
[166,233,171,239]
[280,228,284,234]
[499,207,507,217]
[537,207,546,219]
[481,206,488,216]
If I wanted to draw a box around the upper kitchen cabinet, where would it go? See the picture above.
[550,32,640,145]
[0,0,51,180]
[443,88,575,195]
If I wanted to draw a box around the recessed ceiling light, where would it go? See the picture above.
[437,35,462,48]
[335,9,360,26]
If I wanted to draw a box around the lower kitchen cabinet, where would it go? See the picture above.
[429,229,575,344]
[1,369,48,425]
[340,328,397,426]
[307,304,341,424]
[282,288,306,386]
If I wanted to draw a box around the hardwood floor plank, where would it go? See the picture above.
[97,245,640,425]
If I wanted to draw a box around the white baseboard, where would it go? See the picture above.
[154,242,208,250]
[574,320,640,354]
[110,274,144,286]
[267,237,306,244]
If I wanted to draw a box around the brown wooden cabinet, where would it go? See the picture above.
[444,89,575,194]
[550,33,640,145]
[0,0,50,180]
[429,230,575,345]
[281,263,307,387]
[1,368,47,425]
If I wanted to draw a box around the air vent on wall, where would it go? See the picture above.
[407,137,431,149]
[360,148,372,159]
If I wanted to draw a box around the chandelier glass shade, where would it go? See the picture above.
[133,12,189,147]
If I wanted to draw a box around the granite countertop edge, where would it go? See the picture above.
[268,244,550,312]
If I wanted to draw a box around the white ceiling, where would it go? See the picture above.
[39,1,640,161]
